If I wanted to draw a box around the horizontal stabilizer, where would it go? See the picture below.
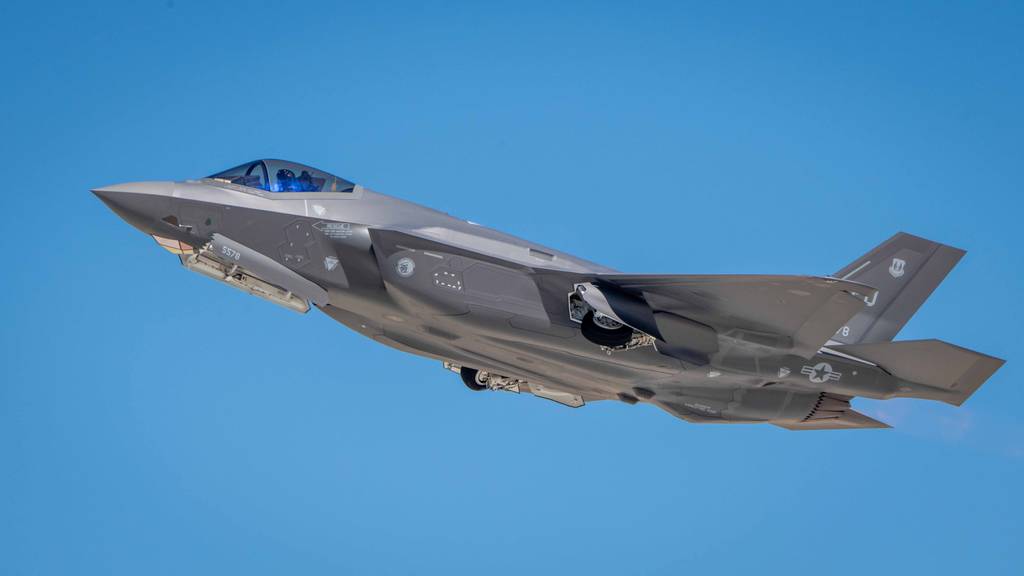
[777,408,890,430]
[831,339,1005,406]
[776,392,890,430]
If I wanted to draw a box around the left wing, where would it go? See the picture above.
[368,228,874,359]
[598,274,873,358]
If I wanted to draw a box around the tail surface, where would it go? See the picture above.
[831,339,1005,406]
[831,232,965,345]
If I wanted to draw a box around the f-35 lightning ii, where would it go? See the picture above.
[93,159,1004,429]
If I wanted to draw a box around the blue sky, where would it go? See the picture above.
[1,1,1022,574]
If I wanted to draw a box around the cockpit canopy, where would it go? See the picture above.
[207,159,356,193]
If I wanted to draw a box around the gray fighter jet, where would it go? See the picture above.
[93,159,1004,429]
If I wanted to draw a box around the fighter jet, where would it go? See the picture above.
[93,159,1004,429]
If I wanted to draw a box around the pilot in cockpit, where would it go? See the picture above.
[276,168,320,192]
[297,170,316,191]
[276,169,297,191]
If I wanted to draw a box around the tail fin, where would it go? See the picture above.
[831,232,965,344]
[831,340,1005,406]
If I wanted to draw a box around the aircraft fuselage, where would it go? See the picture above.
[93,161,1003,429]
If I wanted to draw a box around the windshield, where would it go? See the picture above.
[207,159,356,193]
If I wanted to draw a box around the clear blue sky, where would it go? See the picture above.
[1,1,1021,574]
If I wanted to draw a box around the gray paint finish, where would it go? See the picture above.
[92,160,1005,430]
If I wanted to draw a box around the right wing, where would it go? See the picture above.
[653,388,890,430]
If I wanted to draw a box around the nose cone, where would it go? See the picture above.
[92,181,176,234]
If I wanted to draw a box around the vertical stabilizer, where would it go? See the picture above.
[831,233,964,344]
